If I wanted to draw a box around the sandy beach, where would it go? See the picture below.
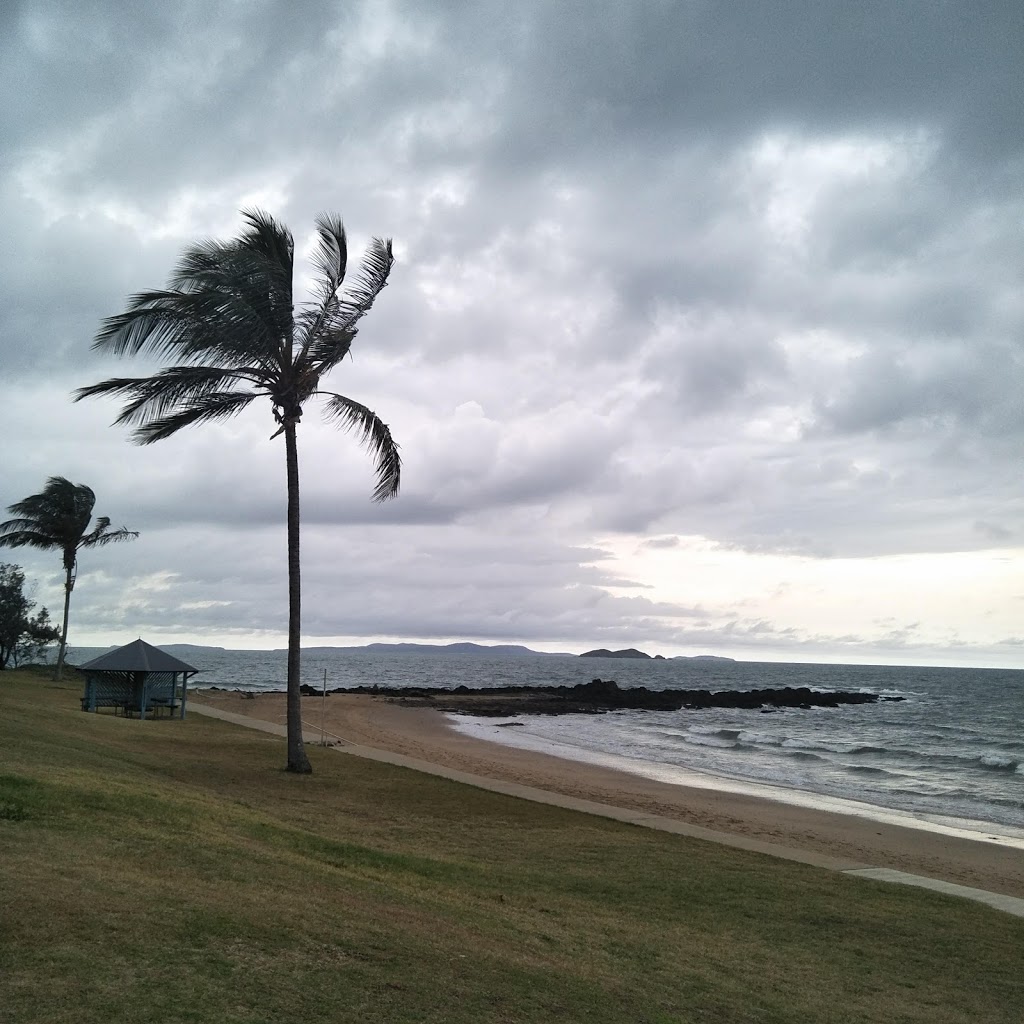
[193,689,1024,900]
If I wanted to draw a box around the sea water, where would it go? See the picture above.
[68,647,1024,840]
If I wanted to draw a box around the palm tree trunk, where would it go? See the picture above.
[56,563,73,681]
[284,419,312,774]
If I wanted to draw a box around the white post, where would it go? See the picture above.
[320,668,327,746]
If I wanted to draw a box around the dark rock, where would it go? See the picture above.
[327,678,896,717]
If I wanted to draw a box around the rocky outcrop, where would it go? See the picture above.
[299,678,903,717]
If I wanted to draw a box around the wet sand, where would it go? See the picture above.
[193,689,1024,899]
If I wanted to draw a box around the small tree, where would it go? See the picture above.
[0,564,60,670]
[0,478,138,679]
[14,607,61,668]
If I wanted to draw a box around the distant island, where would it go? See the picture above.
[578,649,738,662]
[580,648,662,660]
[675,654,736,663]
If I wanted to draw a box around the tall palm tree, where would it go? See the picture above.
[74,210,401,774]
[0,477,138,680]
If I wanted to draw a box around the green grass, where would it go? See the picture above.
[1,671,1022,1024]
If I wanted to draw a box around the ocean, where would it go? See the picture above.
[69,646,1024,843]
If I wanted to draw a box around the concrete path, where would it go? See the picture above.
[189,702,1024,919]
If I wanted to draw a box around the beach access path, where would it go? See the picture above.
[190,692,1024,915]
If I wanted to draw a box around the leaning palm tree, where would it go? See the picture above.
[0,477,138,680]
[74,210,401,774]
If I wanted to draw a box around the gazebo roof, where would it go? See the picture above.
[80,639,198,674]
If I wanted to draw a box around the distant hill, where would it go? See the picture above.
[297,642,570,657]
[361,642,568,657]
[63,640,737,663]
[68,641,586,660]
[672,654,736,662]
[162,643,228,655]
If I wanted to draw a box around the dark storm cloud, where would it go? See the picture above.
[485,0,1024,162]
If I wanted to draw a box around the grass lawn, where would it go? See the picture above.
[2,669,1022,1024]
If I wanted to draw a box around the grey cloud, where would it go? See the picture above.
[813,342,1024,438]
[2,0,1022,664]
[647,318,789,416]
[974,520,1013,542]
[434,0,1024,209]
[6,515,672,646]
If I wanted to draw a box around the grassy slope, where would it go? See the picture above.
[1,671,1022,1024]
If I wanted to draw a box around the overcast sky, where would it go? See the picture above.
[2,0,1022,667]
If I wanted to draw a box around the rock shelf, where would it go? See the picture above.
[295,677,903,717]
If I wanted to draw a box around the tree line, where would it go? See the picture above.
[0,563,60,669]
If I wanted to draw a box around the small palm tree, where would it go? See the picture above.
[75,210,401,774]
[0,478,138,679]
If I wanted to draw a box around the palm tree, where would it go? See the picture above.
[74,210,401,774]
[0,478,138,679]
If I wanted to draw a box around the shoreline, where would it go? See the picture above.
[192,690,1024,899]
[448,715,1024,848]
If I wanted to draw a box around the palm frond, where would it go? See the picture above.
[130,390,260,444]
[237,209,295,280]
[75,366,265,430]
[295,237,394,371]
[80,519,139,548]
[94,278,286,369]
[95,215,297,369]
[309,251,393,373]
[293,213,351,368]
[301,323,356,372]
[5,477,93,517]
[76,369,259,442]
[332,236,394,335]
[0,478,98,555]
[75,375,161,403]
[3,477,95,535]
[310,213,348,301]
[0,523,64,550]
[321,393,401,502]
[171,214,293,309]
[236,210,295,349]
[93,290,187,357]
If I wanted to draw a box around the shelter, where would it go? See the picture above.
[80,639,198,719]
